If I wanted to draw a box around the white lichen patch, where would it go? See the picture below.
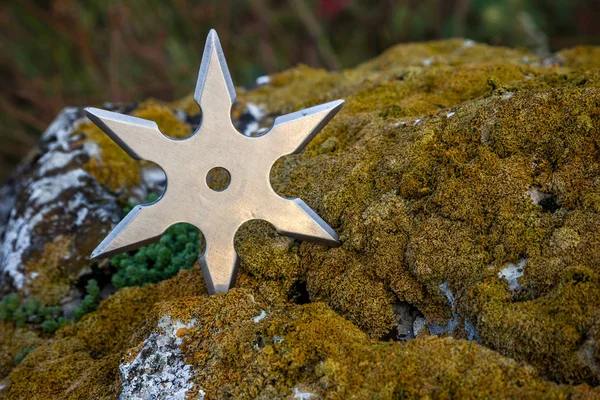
[83,141,101,159]
[253,310,267,323]
[119,316,200,400]
[438,281,455,308]
[413,316,427,336]
[463,39,476,48]
[41,107,80,150]
[38,151,80,175]
[242,103,267,136]
[0,107,119,291]
[1,211,46,289]
[498,258,526,292]
[426,282,480,343]
[256,75,271,85]
[74,207,89,226]
[28,169,89,206]
[422,57,433,67]
[527,186,552,205]
[293,387,314,399]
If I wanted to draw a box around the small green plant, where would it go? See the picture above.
[109,194,201,289]
[0,293,65,332]
[72,279,101,321]
[0,279,101,332]
[13,347,35,365]
[110,223,200,288]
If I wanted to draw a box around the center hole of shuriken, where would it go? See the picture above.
[206,167,231,191]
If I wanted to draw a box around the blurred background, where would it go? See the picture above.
[1,0,599,183]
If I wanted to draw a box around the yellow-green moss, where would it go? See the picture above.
[0,322,45,379]
[6,285,599,398]
[77,120,141,191]
[78,99,192,191]
[151,292,598,398]
[557,46,600,70]
[3,268,206,399]
[356,39,532,71]
[132,100,192,139]
[24,236,74,305]
[5,40,600,396]
[468,273,600,384]
[235,220,301,300]
[240,64,600,382]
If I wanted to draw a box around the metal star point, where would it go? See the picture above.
[85,30,343,294]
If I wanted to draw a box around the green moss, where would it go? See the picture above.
[4,268,206,399]
[144,291,599,398]
[4,39,600,396]
[237,51,600,382]
[78,99,192,192]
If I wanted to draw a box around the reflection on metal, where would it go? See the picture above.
[86,30,343,294]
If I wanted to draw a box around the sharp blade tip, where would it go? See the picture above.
[89,249,102,260]
[90,242,113,260]
[328,99,345,111]
[84,107,100,118]
[322,231,341,247]
[207,29,221,47]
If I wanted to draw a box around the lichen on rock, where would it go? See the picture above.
[1,39,600,398]
[0,107,120,303]
[119,315,198,400]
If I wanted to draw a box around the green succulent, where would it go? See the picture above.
[72,279,101,321]
[13,346,35,365]
[0,279,101,332]
[110,223,201,289]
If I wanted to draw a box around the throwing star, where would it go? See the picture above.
[85,30,343,294]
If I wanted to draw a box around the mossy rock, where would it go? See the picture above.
[1,39,600,398]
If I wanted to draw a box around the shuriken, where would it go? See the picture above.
[85,30,343,294]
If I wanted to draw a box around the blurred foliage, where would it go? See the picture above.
[0,0,599,182]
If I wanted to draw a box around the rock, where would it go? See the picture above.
[0,108,121,303]
[119,316,197,400]
[2,39,600,398]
